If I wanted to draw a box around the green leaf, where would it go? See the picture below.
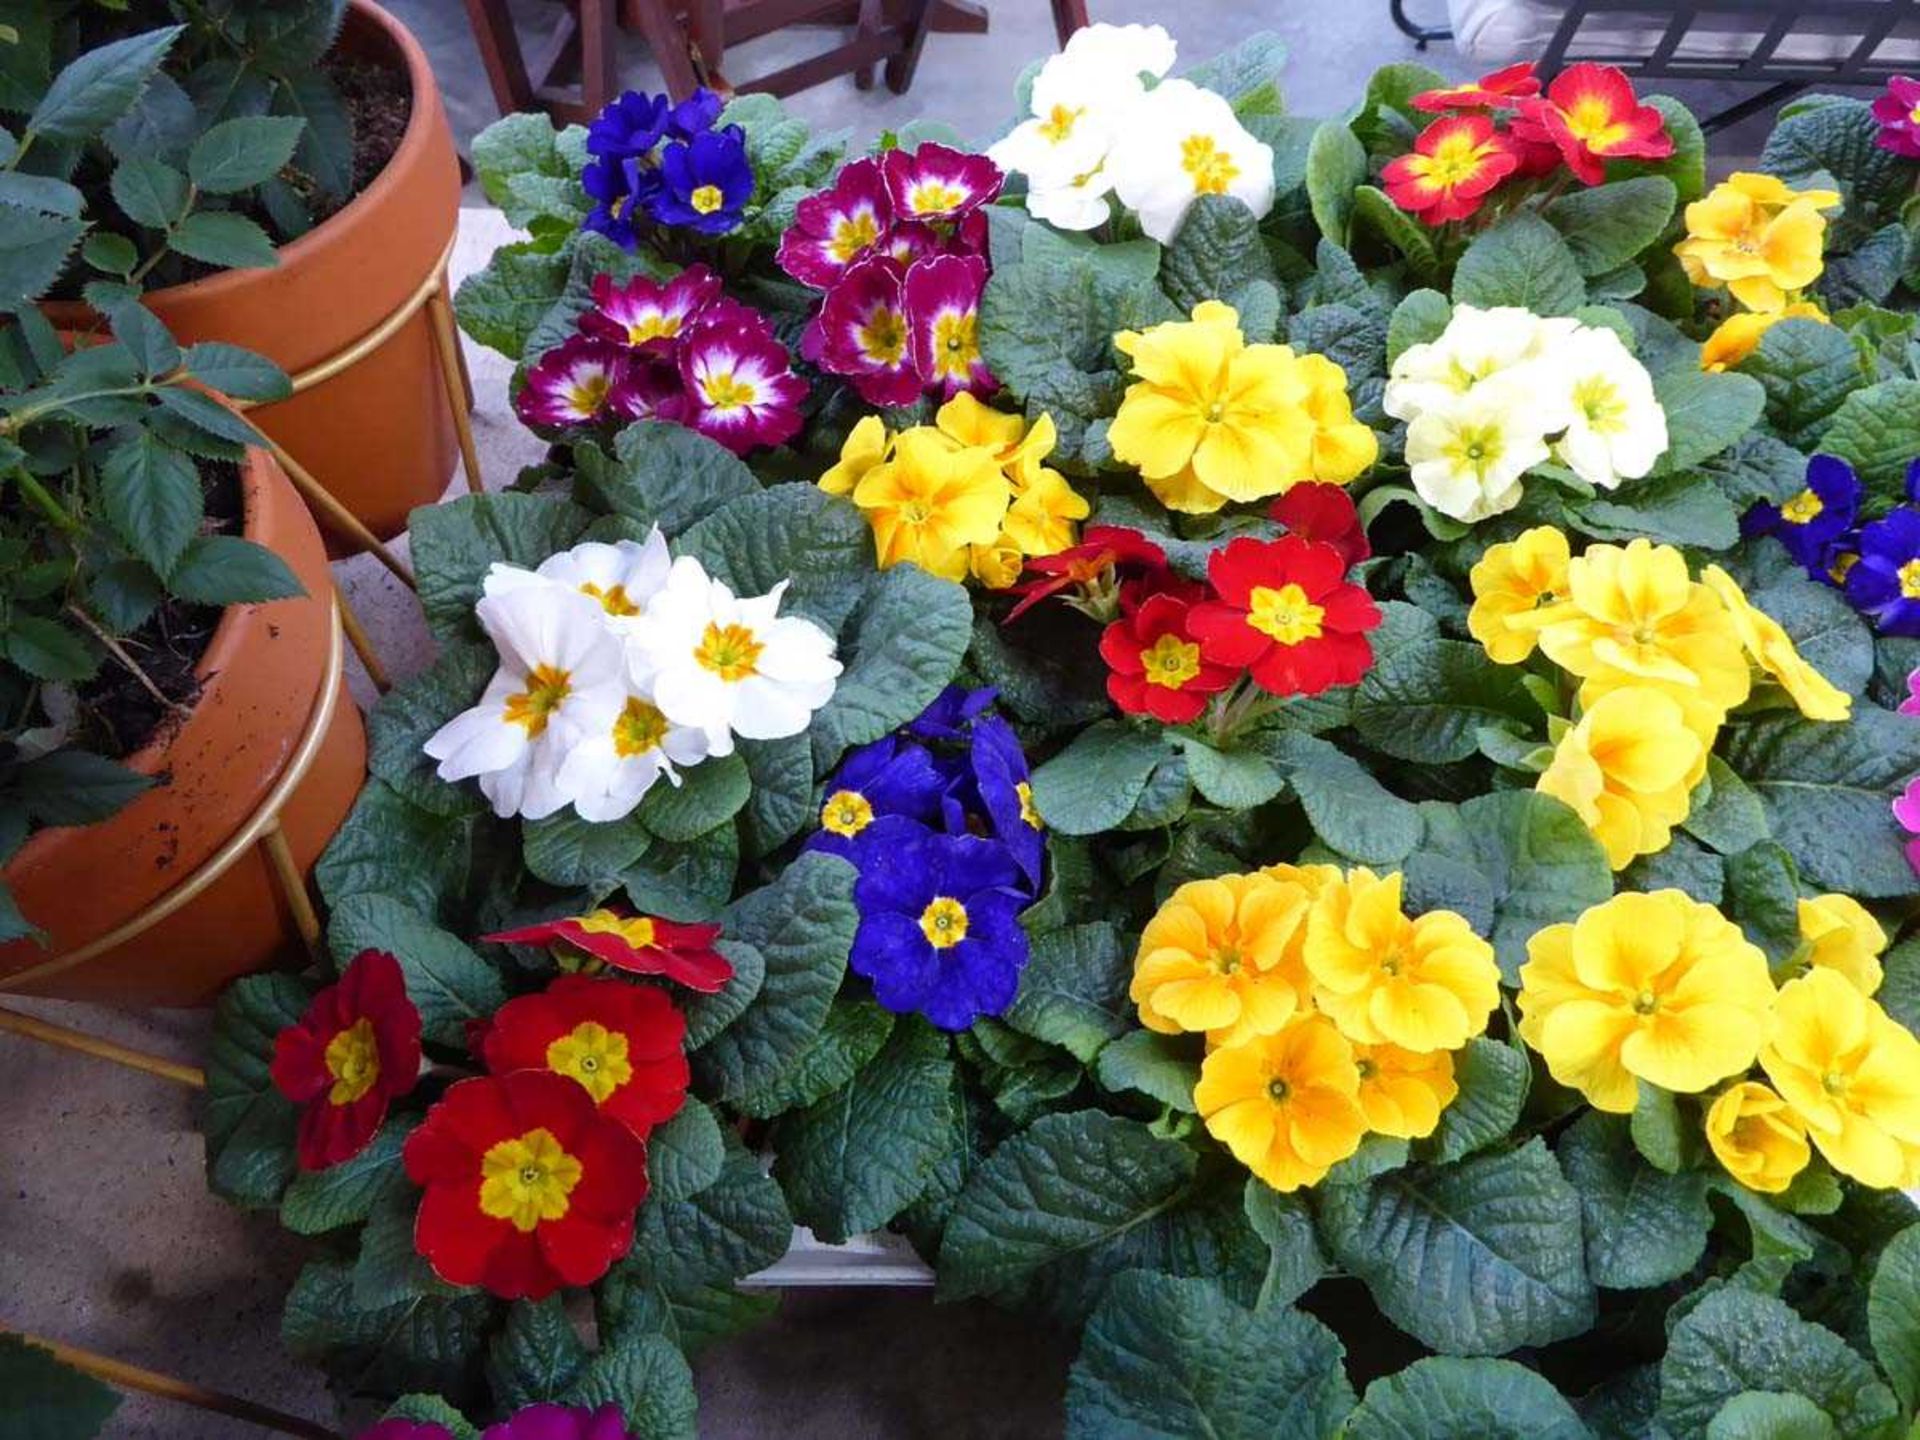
[1453,214,1587,316]
[1621,94,1707,202]
[1687,755,1772,854]
[203,971,309,1208]
[28,26,181,141]
[0,206,86,307]
[1065,1273,1355,1440]
[81,231,137,275]
[168,536,304,605]
[562,1327,697,1438]
[731,997,893,1120]
[694,853,857,1101]
[1004,922,1131,1063]
[0,1333,121,1440]
[1316,1139,1595,1356]
[352,1187,452,1310]
[316,780,500,920]
[1346,1357,1589,1440]
[1388,289,1452,366]
[471,112,570,221]
[1352,639,1535,764]
[328,893,507,1049]
[1543,177,1678,276]
[1660,1287,1899,1440]
[8,750,150,827]
[1724,841,1803,967]
[98,431,200,575]
[1653,369,1768,474]
[2,616,95,682]
[1723,704,1920,897]
[152,385,265,446]
[1030,721,1176,836]
[1244,1184,1326,1310]
[1417,1037,1529,1164]
[366,643,493,820]
[187,114,304,194]
[809,563,971,769]
[577,422,759,534]
[487,1297,588,1412]
[623,826,738,922]
[454,242,571,359]
[1706,1393,1838,1440]
[409,492,593,642]
[772,1018,954,1242]
[1742,319,1863,445]
[939,1110,1263,1323]
[1630,1083,1691,1173]
[1751,573,1872,699]
[168,210,279,270]
[1867,1222,1920,1410]
[104,298,178,375]
[737,734,813,860]
[1306,121,1367,245]
[646,1099,725,1203]
[1177,735,1285,810]
[1186,32,1290,116]
[677,485,873,635]
[109,156,188,228]
[1162,194,1278,312]
[519,813,648,892]
[1261,729,1421,864]
[637,753,749,843]
[1818,379,1920,500]
[1353,184,1441,281]
[1762,97,1911,245]
[1093,1029,1200,1112]
[1573,469,1740,550]
[1559,1111,1710,1289]
[281,1259,491,1408]
[281,1116,416,1235]
[180,341,291,402]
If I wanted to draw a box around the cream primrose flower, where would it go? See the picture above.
[555,689,711,824]
[482,531,673,633]
[424,585,628,820]
[630,555,842,757]
[1384,305,1572,424]
[1404,375,1561,523]
[1110,79,1275,244]
[1550,326,1667,491]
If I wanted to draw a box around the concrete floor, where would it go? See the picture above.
[0,2,1824,1435]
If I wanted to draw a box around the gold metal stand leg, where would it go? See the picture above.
[259,819,325,968]
[335,593,392,694]
[0,1004,206,1088]
[268,441,417,589]
[428,278,486,496]
[0,1327,343,1440]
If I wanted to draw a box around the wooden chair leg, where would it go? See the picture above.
[461,0,536,114]
[883,0,935,91]
[627,0,703,99]
[684,0,728,81]
[854,0,884,89]
[1049,0,1089,46]
[579,0,621,114]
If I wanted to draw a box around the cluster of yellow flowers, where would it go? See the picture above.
[1676,173,1839,372]
[1468,528,1850,869]
[1131,863,1501,1191]
[820,393,1090,586]
[1518,889,1920,1192]
[1105,300,1378,515]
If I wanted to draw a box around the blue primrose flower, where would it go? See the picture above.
[848,817,1031,1031]
[648,126,753,234]
[1844,504,1920,637]
[1745,454,1862,580]
[587,90,671,162]
[966,713,1044,895]
[805,736,946,861]
[908,683,998,742]
[581,155,656,250]
[667,87,725,141]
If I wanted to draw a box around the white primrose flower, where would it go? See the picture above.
[424,585,627,820]
[1384,305,1570,423]
[483,531,673,632]
[1109,79,1275,244]
[1405,377,1556,524]
[630,555,842,757]
[555,686,712,824]
[1547,326,1668,491]
[1058,20,1178,79]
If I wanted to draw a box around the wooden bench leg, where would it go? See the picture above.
[627,0,703,99]
[461,0,536,113]
[883,0,936,91]
[580,0,621,113]
[1049,0,1088,45]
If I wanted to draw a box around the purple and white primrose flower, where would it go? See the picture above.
[807,255,921,408]
[879,141,1003,227]
[515,335,652,429]
[906,253,993,399]
[581,266,724,352]
[775,155,893,289]
[678,316,807,454]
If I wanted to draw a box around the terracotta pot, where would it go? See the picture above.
[44,0,462,547]
[0,448,367,1006]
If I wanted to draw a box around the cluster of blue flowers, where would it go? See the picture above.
[806,686,1045,1032]
[583,88,754,243]
[1747,453,1920,637]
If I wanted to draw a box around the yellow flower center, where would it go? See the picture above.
[1443,422,1507,478]
[1039,103,1083,142]
[908,180,966,213]
[1421,131,1489,188]
[1355,1057,1376,1081]
[1266,1077,1291,1102]
[1016,780,1042,830]
[1900,559,1920,600]
[1822,1069,1849,1096]
[1212,945,1241,975]
[625,314,680,345]
[479,1127,584,1233]
[1246,583,1325,644]
[690,184,725,215]
[901,499,934,524]
[858,306,907,365]
[695,621,764,682]
[546,1021,633,1104]
[1911,102,1920,125]
[1180,134,1240,195]
[1140,632,1203,689]
[1379,949,1403,977]
[1781,489,1824,526]
[1563,97,1628,149]
[919,896,969,949]
[612,697,670,757]
[565,371,611,416]
[1830,552,1859,585]
[829,211,881,262]
[700,370,757,412]
[821,788,874,837]
[1632,988,1659,1015]
[1572,375,1627,434]
[930,311,979,381]
[323,1019,380,1105]
[580,910,655,948]
[580,581,641,616]
[503,664,573,737]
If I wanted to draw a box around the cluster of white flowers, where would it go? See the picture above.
[425,532,841,822]
[1386,305,1669,524]
[987,24,1274,244]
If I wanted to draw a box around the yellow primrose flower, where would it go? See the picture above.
[1352,1042,1458,1139]
[820,415,891,497]
[1760,968,1920,1189]
[1674,172,1841,313]
[1706,1080,1811,1194]
[967,538,1025,590]
[1516,890,1775,1113]
[1259,861,1347,898]
[1530,538,1752,712]
[1295,352,1380,484]
[997,468,1091,559]
[1131,873,1313,1048]
[1303,867,1501,1053]
[1797,893,1887,995]
[936,393,1056,485]
[1107,300,1316,512]
[1699,566,1851,722]
[1700,302,1829,372]
[1536,686,1704,871]
[850,429,1009,580]
[1468,525,1571,664]
[1195,1016,1368,1191]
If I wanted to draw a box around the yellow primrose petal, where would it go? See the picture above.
[1353,1043,1458,1139]
[1699,303,1828,372]
[820,415,892,496]
[968,538,1025,590]
[1142,462,1231,515]
[935,391,1029,453]
[1132,873,1313,1046]
[998,468,1089,557]
[1469,525,1571,664]
[1114,301,1244,396]
[1700,565,1851,722]
[1706,1081,1810,1194]
[1189,403,1315,504]
[1195,1017,1367,1191]
[851,429,1010,579]
[1537,686,1702,870]
[1108,383,1213,479]
[1797,894,1886,995]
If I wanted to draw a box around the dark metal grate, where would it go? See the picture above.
[1540,0,1920,83]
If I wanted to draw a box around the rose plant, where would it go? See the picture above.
[196,30,1920,1440]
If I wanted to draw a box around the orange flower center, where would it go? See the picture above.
[1039,103,1083,142]
[546,1021,633,1104]
[580,581,641,616]
[612,697,670,757]
[479,1127,583,1232]
[323,1019,380,1105]
[695,621,764,682]
[503,664,572,737]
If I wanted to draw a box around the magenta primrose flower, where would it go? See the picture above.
[807,254,920,407]
[777,155,893,288]
[678,316,807,453]
[906,253,992,398]
[515,335,652,428]
[879,141,1002,225]
[582,266,723,352]
[1872,76,1920,158]
[360,1402,636,1440]
[1894,775,1920,879]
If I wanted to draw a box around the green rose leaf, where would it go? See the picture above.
[1346,1357,1590,1440]
[1030,721,1177,836]
[29,26,181,141]
[99,431,201,576]
[1064,1273,1356,1440]
[809,563,972,770]
[1452,213,1586,317]
[168,210,279,270]
[203,971,308,1209]
[1317,1139,1596,1356]
[1543,176,1678,276]
[1559,1112,1711,1289]
[187,114,305,194]
[328,894,507,1049]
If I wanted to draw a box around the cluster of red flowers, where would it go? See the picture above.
[271,911,731,1300]
[1382,61,1673,224]
[1008,485,1381,723]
